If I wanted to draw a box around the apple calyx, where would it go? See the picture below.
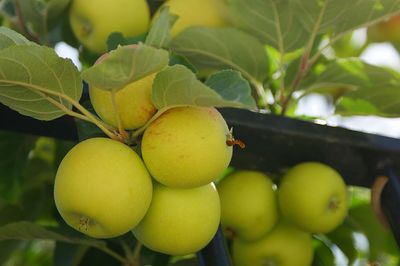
[78,19,93,38]
[224,227,237,240]
[261,257,278,266]
[78,216,90,231]
[327,196,341,212]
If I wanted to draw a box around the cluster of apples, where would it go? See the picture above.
[54,0,237,257]
[54,62,234,256]
[68,0,229,55]
[217,162,349,266]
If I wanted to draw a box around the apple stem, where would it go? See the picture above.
[111,89,129,140]
[130,242,142,266]
[130,107,170,141]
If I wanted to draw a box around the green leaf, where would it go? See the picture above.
[106,32,148,51]
[170,27,268,83]
[152,65,256,109]
[81,44,169,91]
[205,70,257,108]
[326,224,359,264]
[312,237,336,266]
[0,45,82,121]
[0,221,106,248]
[305,58,400,117]
[145,6,178,48]
[294,0,400,36]
[169,52,197,73]
[17,0,71,34]
[0,26,33,50]
[227,0,309,53]
[348,204,399,262]
[46,0,71,21]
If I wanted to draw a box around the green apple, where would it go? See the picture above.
[133,182,221,256]
[156,0,230,36]
[89,46,157,130]
[88,47,157,130]
[89,72,156,130]
[141,106,232,188]
[69,0,150,54]
[278,162,348,233]
[54,138,153,238]
[232,222,314,266]
[217,170,278,241]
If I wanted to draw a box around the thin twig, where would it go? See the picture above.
[131,242,142,266]
[12,0,40,43]
[1,80,119,140]
[94,244,131,265]
[111,89,129,139]
[280,2,327,115]
[130,107,168,140]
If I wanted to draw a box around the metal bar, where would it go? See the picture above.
[196,226,232,266]
[380,167,400,247]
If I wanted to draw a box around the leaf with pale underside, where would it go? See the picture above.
[0,221,106,248]
[152,65,256,110]
[145,6,178,48]
[0,26,34,50]
[17,0,71,34]
[305,58,400,117]
[0,45,82,121]
[293,0,400,36]
[171,27,268,83]
[227,0,309,53]
[205,70,256,109]
[81,44,169,91]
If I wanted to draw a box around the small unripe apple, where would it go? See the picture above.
[141,106,232,188]
[156,0,230,36]
[89,72,157,130]
[133,182,221,256]
[69,0,150,54]
[54,138,153,238]
[278,162,348,233]
[232,222,314,266]
[217,170,278,241]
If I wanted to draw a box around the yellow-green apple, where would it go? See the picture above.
[232,222,314,266]
[278,162,348,233]
[217,170,278,241]
[69,0,150,54]
[133,182,220,255]
[89,50,157,130]
[156,0,230,36]
[54,137,153,238]
[141,106,232,188]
